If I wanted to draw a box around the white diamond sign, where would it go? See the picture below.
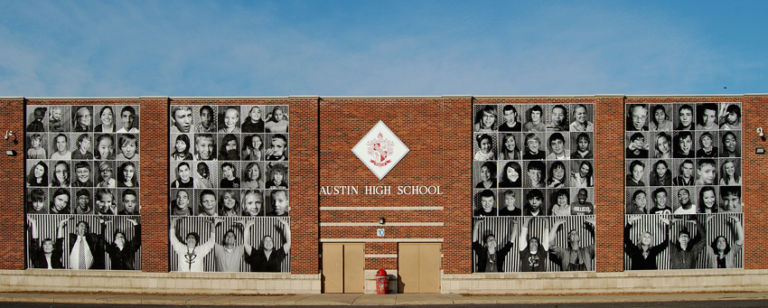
[352,120,409,180]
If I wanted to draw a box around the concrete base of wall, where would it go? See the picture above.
[7,269,768,295]
[442,269,768,294]
[0,270,321,295]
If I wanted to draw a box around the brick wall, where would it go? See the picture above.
[0,98,25,269]
[139,97,170,272]
[742,94,768,269]
[593,95,625,272]
[0,94,766,276]
[287,96,320,274]
[318,97,470,273]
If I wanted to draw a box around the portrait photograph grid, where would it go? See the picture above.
[169,104,290,272]
[473,103,596,272]
[624,102,743,270]
[24,104,142,270]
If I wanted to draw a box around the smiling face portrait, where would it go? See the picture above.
[474,105,497,131]
[627,104,648,131]
[220,107,240,132]
[98,106,114,131]
[54,134,68,154]
[242,190,263,216]
[195,134,216,160]
[720,131,740,157]
[571,104,590,127]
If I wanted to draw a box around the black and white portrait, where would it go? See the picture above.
[25,104,141,270]
[624,102,742,270]
[472,103,596,272]
[169,104,291,273]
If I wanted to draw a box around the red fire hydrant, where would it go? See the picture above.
[375,268,389,294]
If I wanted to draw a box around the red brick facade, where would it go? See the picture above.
[1,95,766,274]
[0,98,25,270]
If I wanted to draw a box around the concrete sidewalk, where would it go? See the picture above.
[2,292,768,306]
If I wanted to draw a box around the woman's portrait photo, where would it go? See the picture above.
[95,106,116,133]
[72,106,93,132]
[570,132,593,159]
[474,105,497,132]
[474,161,497,189]
[498,161,522,188]
[499,133,521,160]
[27,160,48,187]
[218,106,241,134]
[474,133,497,161]
[242,106,265,133]
[569,104,594,132]
[720,131,741,158]
[264,105,289,133]
[171,134,194,161]
[649,104,673,131]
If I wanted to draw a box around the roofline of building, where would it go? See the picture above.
[4,93,766,100]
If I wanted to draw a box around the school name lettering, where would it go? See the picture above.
[319,185,443,196]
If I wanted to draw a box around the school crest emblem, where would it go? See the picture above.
[352,120,409,180]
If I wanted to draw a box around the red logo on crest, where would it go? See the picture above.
[367,132,394,167]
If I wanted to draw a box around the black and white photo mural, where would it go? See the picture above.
[624,102,743,270]
[24,104,142,270]
[169,104,290,272]
[472,103,597,272]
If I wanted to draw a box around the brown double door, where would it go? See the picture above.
[322,243,364,293]
[398,243,441,293]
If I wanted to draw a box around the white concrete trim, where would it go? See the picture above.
[321,222,443,227]
[320,206,443,211]
[320,238,444,243]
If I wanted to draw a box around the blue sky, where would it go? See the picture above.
[0,1,766,96]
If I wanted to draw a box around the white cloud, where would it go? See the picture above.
[0,2,758,96]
